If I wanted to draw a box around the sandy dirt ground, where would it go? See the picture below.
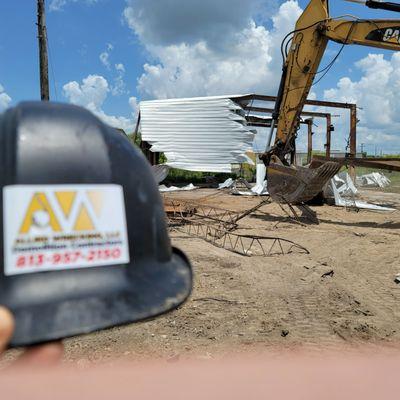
[42,187,400,364]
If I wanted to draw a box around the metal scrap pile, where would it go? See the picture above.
[326,172,395,211]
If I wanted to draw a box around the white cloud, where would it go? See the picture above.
[62,74,137,132]
[99,45,127,96]
[99,43,113,69]
[111,63,127,96]
[49,0,98,12]
[124,0,260,47]
[323,53,400,153]
[124,0,302,99]
[0,84,12,111]
[115,63,125,73]
[63,74,108,109]
[99,52,110,69]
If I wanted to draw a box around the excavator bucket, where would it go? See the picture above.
[267,159,341,204]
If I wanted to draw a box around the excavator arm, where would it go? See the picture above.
[325,19,400,49]
[263,0,400,204]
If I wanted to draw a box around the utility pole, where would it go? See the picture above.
[37,0,50,101]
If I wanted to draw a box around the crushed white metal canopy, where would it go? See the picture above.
[327,172,395,211]
[139,96,255,173]
[356,172,391,188]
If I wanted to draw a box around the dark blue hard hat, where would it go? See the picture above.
[0,101,192,347]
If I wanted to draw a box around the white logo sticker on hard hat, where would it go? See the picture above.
[3,184,130,276]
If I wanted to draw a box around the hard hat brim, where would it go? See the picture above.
[6,247,192,348]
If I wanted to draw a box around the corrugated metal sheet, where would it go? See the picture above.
[139,96,255,173]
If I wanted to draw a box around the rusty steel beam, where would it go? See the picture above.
[312,155,400,172]
[247,115,310,128]
[245,106,330,119]
[305,99,355,110]
[246,115,273,127]
[237,94,356,110]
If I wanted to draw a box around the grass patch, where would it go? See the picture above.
[164,169,237,185]
[163,164,257,186]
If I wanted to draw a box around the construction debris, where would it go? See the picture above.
[330,172,358,197]
[164,197,268,231]
[356,172,391,188]
[174,220,309,257]
[152,164,170,184]
[218,178,234,190]
[164,195,309,257]
[321,270,334,278]
[163,200,197,219]
[159,183,198,192]
[218,178,268,196]
[327,172,395,212]
[218,162,268,196]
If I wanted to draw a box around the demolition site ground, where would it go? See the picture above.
[54,185,400,363]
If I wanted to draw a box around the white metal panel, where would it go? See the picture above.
[139,96,255,173]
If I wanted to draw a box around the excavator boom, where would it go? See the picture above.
[264,0,400,204]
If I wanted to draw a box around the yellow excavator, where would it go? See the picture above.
[262,0,400,203]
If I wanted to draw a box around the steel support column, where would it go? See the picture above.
[306,119,313,164]
[349,105,358,182]
[326,114,332,158]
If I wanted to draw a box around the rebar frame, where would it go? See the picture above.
[174,219,309,257]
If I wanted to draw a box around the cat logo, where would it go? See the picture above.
[366,27,400,45]
[19,190,103,234]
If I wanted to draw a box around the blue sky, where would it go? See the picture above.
[1,0,400,153]
[0,0,142,118]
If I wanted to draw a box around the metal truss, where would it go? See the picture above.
[164,197,270,231]
[174,219,309,257]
